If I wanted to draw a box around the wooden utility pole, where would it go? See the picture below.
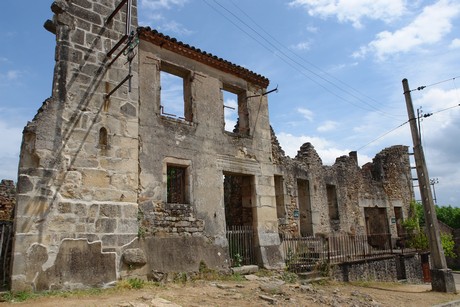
[402,78,456,292]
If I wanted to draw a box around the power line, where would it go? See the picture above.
[227,1,402,119]
[204,0,402,118]
[356,120,409,151]
[410,75,460,92]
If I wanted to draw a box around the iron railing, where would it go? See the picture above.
[0,221,13,290]
[226,225,255,267]
[281,233,409,273]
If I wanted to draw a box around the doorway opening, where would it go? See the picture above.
[223,173,256,266]
[297,179,313,236]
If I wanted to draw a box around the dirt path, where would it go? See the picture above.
[1,276,459,307]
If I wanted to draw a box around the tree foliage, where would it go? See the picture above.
[436,205,460,229]
[403,201,457,258]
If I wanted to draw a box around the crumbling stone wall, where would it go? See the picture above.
[12,0,140,291]
[11,1,415,292]
[0,180,15,221]
[271,128,413,240]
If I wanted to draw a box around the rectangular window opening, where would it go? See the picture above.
[274,175,286,223]
[297,179,312,236]
[327,184,339,220]
[222,85,249,135]
[160,64,192,121]
[167,165,188,204]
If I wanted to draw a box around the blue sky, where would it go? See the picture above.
[1,0,459,207]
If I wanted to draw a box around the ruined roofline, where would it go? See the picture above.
[137,27,270,89]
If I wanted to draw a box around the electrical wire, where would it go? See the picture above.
[227,0,403,120]
[411,75,460,92]
[203,0,403,117]
[356,121,409,151]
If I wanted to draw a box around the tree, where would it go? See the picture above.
[436,205,460,229]
[403,201,456,258]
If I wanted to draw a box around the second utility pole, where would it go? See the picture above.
[402,78,456,293]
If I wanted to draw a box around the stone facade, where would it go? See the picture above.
[0,180,15,221]
[10,0,415,291]
[272,138,413,240]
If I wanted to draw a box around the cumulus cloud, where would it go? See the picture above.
[276,131,372,165]
[297,107,314,122]
[290,41,311,51]
[317,120,338,132]
[354,0,460,59]
[0,69,22,83]
[140,0,188,10]
[412,87,460,205]
[450,38,460,49]
[139,0,192,36]
[289,0,406,28]
[159,21,193,36]
[306,26,318,33]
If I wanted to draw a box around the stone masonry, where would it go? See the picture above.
[0,180,15,221]
[10,0,415,291]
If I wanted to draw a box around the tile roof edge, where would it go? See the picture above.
[137,27,270,89]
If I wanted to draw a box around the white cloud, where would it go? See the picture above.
[277,131,372,165]
[297,107,314,122]
[0,118,22,181]
[450,38,460,49]
[140,0,188,10]
[355,0,460,59]
[290,41,311,51]
[139,0,192,35]
[317,120,338,132]
[0,69,22,82]
[306,26,318,33]
[289,0,406,28]
[6,70,20,80]
[411,87,460,205]
[159,21,193,36]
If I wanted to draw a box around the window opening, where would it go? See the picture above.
[326,184,339,220]
[297,179,312,236]
[274,176,286,223]
[222,85,248,135]
[167,165,187,204]
[160,64,192,121]
[98,127,108,149]
[223,90,238,132]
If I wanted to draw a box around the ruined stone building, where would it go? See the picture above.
[10,0,414,291]
[0,180,16,221]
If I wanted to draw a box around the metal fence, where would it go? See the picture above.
[226,225,256,267]
[281,233,397,273]
[0,221,13,290]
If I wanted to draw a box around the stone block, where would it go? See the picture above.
[100,203,121,218]
[17,175,34,194]
[117,219,138,233]
[95,218,117,233]
[122,248,147,266]
[122,203,138,219]
[58,202,72,214]
[82,169,110,188]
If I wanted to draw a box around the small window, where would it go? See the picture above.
[167,165,188,204]
[160,63,192,121]
[327,184,339,220]
[98,127,108,149]
[222,85,249,135]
